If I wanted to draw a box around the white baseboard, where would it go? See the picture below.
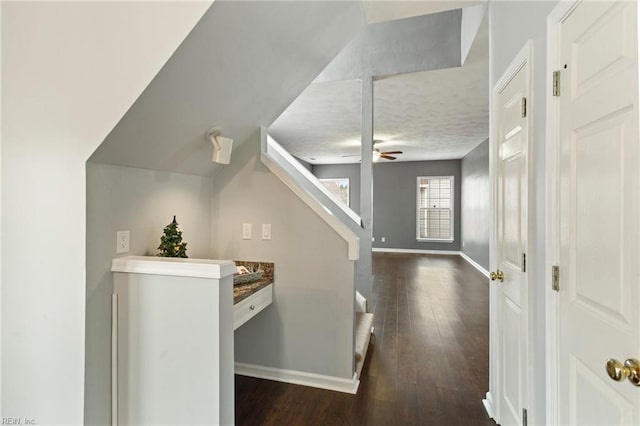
[482,391,495,419]
[372,248,460,255]
[459,251,490,278]
[235,362,360,394]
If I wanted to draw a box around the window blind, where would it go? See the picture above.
[418,177,453,240]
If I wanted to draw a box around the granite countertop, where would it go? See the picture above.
[233,260,274,305]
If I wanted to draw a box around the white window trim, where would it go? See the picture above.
[318,177,350,207]
[415,175,455,243]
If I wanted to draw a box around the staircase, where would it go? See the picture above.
[260,129,362,261]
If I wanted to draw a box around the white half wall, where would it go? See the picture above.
[85,163,213,424]
[1,2,210,423]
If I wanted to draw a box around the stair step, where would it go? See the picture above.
[355,312,374,379]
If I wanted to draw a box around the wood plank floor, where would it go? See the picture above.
[235,253,495,425]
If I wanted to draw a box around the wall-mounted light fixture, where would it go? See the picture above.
[207,127,233,164]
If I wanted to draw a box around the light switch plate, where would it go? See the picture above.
[262,224,272,240]
[242,223,252,240]
[381,237,386,243]
[116,230,130,254]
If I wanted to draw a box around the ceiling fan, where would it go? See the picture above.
[341,141,403,161]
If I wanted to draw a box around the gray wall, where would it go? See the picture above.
[490,1,558,423]
[316,9,462,83]
[461,4,486,64]
[85,163,213,425]
[372,160,461,251]
[89,1,365,177]
[461,139,489,270]
[312,163,361,214]
[211,133,355,380]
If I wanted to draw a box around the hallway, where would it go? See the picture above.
[235,253,494,425]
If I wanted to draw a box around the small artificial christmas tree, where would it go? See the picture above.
[157,215,188,258]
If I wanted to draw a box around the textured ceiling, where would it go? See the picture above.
[269,18,488,165]
[269,80,363,164]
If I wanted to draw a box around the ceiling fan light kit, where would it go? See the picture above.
[340,142,404,162]
[374,148,403,162]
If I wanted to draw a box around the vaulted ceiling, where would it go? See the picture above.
[269,8,489,165]
[90,1,488,173]
[89,1,365,176]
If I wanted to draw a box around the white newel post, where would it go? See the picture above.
[111,256,236,425]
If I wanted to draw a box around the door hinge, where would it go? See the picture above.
[553,70,561,96]
[521,97,527,118]
[552,265,560,291]
[523,408,528,426]
[521,253,527,272]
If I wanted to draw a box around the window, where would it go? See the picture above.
[417,176,454,242]
[319,178,350,207]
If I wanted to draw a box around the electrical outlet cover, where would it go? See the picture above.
[117,230,130,254]
[242,223,252,240]
[262,224,272,240]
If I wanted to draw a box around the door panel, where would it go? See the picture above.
[503,297,522,421]
[558,1,640,424]
[503,153,522,274]
[571,355,633,426]
[573,110,631,326]
[573,4,633,98]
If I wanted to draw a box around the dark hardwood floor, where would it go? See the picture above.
[235,253,495,425]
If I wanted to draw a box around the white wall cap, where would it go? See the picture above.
[111,256,236,279]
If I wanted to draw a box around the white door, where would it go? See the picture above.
[557,1,640,425]
[494,53,529,426]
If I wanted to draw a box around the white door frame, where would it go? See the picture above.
[486,40,533,425]
[544,2,585,425]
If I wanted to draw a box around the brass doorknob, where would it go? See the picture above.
[490,270,504,282]
[606,358,640,386]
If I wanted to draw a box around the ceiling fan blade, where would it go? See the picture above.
[340,154,361,158]
[382,151,403,155]
[380,155,397,160]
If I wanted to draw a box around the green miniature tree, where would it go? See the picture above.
[157,215,188,258]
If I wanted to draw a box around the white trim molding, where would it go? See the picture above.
[459,251,490,278]
[545,2,579,425]
[235,362,360,394]
[111,294,118,426]
[372,248,459,255]
[482,391,496,420]
[415,175,455,242]
[266,134,362,226]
